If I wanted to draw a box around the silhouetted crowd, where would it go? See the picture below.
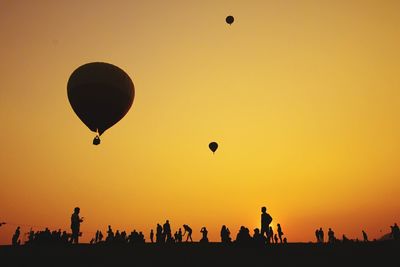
[314,223,400,244]
[25,228,71,245]
[89,225,145,245]
[2,207,399,246]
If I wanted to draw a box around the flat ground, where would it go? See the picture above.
[0,241,398,267]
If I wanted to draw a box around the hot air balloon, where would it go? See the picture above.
[209,142,218,154]
[67,62,135,144]
[226,15,234,25]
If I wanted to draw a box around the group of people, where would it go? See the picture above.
[314,223,400,244]
[4,206,399,246]
[314,228,337,243]
[90,225,145,245]
[150,222,204,244]
[26,228,71,245]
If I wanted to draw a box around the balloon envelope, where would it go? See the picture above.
[226,15,234,25]
[67,62,134,136]
[209,142,218,153]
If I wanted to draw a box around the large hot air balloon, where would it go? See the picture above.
[67,62,135,145]
[226,15,234,25]
[209,142,218,154]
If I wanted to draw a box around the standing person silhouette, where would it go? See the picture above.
[318,228,324,243]
[156,223,163,243]
[328,228,335,243]
[362,230,368,242]
[12,227,21,245]
[277,224,284,243]
[268,226,274,243]
[391,223,399,240]
[183,224,193,242]
[178,228,183,242]
[150,229,154,243]
[261,206,272,240]
[163,220,172,242]
[70,207,83,244]
[221,225,231,243]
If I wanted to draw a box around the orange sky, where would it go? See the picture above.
[0,0,399,244]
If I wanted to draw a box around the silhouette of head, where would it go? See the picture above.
[262,206,266,213]
[74,207,80,214]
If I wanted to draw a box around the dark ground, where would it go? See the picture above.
[0,241,398,267]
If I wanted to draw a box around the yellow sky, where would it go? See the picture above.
[0,0,399,244]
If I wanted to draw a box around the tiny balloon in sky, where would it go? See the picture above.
[226,15,234,25]
[209,142,218,154]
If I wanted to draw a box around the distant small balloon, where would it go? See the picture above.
[209,142,218,154]
[226,15,234,25]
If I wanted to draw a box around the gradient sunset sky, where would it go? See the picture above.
[0,0,399,244]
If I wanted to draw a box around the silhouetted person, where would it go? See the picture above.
[268,226,274,244]
[177,228,183,242]
[106,225,114,242]
[200,227,209,243]
[156,223,163,243]
[163,220,172,242]
[362,230,368,242]
[253,228,265,246]
[283,237,287,243]
[391,223,399,241]
[28,228,34,243]
[315,229,319,243]
[277,223,284,243]
[221,225,231,243]
[12,227,20,246]
[236,226,252,245]
[261,206,272,240]
[95,230,100,243]
[328,228,335,243]
[98,231,103,242]
[274,234,278,244]
[183,224,193,242]
[70,207,83,244]
[150,229,154,243]
[174,231,178,242]
[318,228,324,243]
[61,231,69,243]
[115,230,121,243]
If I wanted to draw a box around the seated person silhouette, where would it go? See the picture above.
[221,225,231,243]
[200,227,209,243]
